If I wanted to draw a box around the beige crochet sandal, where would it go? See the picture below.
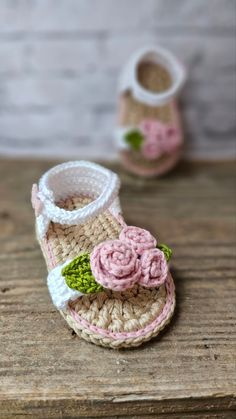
[31,161,175,349]
[115,46,186,177]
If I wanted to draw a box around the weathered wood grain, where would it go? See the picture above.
[0,160,235,418]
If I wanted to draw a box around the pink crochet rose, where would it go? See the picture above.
[119,226,157,256]
[163,125,181,153]
[140,119,181,160]
[90,240,141,292]
[139,248,168,288]
[140,119,165,140]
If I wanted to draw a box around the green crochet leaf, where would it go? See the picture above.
[124,130,144,151]
[61,253,103,294]
[157,243,173,262]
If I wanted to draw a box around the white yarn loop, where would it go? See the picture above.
[47,260,83,310]
[119,45,186,107]
[35,161,121,239]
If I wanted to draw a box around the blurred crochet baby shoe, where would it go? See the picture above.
[31,161,175,349]
[115,46,186,177]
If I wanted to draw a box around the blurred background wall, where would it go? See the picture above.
[0,0,235,160]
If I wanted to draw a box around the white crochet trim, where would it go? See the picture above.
[47,260,83,310]
[119,45,186,107]
[35,161,121,239]
[114,127,135,150]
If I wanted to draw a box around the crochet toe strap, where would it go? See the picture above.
[115,119,182,159]
[47,226,172,310]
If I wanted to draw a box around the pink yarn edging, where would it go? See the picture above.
[68,274,175,340]
[43,237,57,270]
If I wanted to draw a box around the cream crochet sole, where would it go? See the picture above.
[118,61,183,177]
[39,196,175,349]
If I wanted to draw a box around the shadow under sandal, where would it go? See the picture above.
[31,161,175,348]
[116,46,186,177]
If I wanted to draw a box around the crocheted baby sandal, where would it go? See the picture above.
[31,161,175,349]
[115,46,186,177]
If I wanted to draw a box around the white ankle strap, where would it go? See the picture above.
[119,46,186,107]
[33,161,121,239]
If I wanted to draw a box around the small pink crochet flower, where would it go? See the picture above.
[119,226,157,256]
[140,119,181,160]
[142,138,162,160]
[139,248,168,288]
[164,125,181,153]
[140,120,165,140]
[90,240,141,292]
[31,184,43,216]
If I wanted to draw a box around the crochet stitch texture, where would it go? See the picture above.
[139,248,168,287]
[33,161,176,348]
[55,227,172,296]
[62,254,103,294]
[90,239,141,292]
[158,243,172,262]
[116,46,186,177]
[119,226,156,255]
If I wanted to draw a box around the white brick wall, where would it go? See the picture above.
[0,0,235,160]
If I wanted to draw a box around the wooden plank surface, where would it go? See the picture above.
[0,159,235,418]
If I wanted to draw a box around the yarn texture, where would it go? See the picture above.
[90,239,141,292]
[115,45,186,177]
[62,253,103,294]
[124,130,143,151]
[122,120,181,161]
[158,243,172,262]
[31,183,43,217]
[47,261,83,310]
[33,160,121,240]
[139,248,168,288]
[140,119,181,160]
[33,161,176,349]
[119,226,156,255]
